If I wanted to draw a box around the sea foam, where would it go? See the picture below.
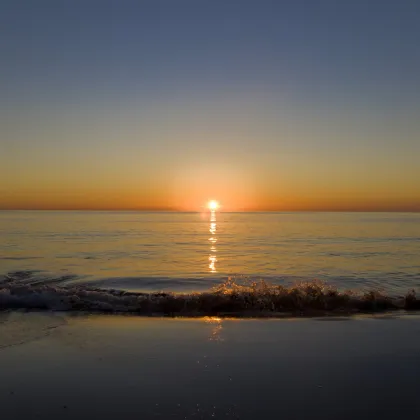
[1,271,420,316]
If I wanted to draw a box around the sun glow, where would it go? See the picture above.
[208,200,219,211]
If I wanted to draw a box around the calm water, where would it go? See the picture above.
[1,211,419,294]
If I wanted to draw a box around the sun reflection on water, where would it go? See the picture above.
[210,222,216,235]
[209,255,217,272]
[208,209,217,273]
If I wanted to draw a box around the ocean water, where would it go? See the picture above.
[1,210,419,297]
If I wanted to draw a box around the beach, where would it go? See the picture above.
[2,1,420,418]
[2,311,420,419]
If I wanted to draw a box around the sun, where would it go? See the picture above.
[208,200,219,211]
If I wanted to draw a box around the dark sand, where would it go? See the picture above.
[1,312,420,419]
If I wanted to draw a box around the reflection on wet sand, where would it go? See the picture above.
[204,316,223,342]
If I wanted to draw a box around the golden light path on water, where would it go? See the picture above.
[208,207,217,273]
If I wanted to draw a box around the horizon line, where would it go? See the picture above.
[1,209,419,213]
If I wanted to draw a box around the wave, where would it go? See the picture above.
[1,271,420,317]
[0,256,42,260]
[84,276,216,292]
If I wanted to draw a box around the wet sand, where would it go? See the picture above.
[1,312,420,419]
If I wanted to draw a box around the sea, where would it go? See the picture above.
[2,211,420,420]
[1,210,419,298]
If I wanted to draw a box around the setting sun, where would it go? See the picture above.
[208,200,219,211]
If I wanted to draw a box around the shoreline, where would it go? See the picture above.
[3,307,420,319]
[2,273,420,316]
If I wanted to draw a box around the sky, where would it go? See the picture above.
[1,0,419,211]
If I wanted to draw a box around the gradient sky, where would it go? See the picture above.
[1,0,419,211]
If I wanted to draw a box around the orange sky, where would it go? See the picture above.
[2,163,419,211]
[3,127,420,211]
[2,124,420,212]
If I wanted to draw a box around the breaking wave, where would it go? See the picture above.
[1,271,420,317]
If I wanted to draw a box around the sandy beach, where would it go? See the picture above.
[1,312,420,419]
[2,0,420,418]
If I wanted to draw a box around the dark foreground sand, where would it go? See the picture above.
[1,312,420,420]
